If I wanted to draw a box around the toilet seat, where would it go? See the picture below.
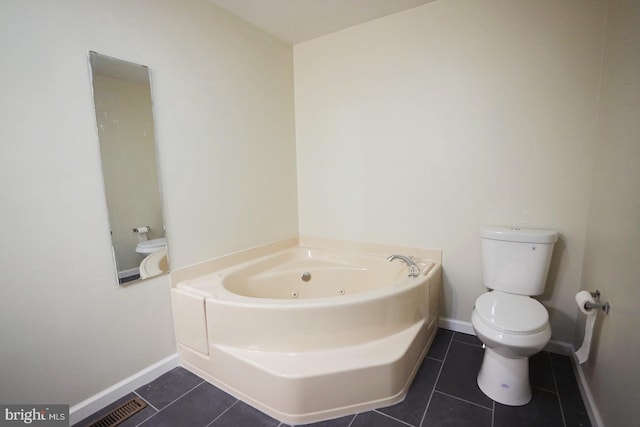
[475,292,548,335]
[136,237,167,254]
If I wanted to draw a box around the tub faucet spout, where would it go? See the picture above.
[387,255,420,278]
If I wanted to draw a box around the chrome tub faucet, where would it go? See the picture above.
[387,255,420,278]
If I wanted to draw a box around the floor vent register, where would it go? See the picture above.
[86,397,148,427]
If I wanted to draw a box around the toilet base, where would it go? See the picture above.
[477,347,531,406]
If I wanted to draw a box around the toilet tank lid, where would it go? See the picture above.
[480,226,558,244]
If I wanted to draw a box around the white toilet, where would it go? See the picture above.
[136,237,168,279]
[471,225,558,406]
[135,237,167,255]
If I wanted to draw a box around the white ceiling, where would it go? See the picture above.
[209,0,436,45]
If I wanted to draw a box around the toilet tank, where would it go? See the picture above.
[480,226,558,296]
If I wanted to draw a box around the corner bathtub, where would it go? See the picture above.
[171,243,441,425]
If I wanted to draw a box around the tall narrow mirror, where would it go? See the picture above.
[89,51,169,285]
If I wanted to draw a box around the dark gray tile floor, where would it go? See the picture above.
[75,328,591,427]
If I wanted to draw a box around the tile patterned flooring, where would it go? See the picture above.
[75,329,591,427]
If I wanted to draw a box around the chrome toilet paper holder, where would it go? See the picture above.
[585,290,610,315]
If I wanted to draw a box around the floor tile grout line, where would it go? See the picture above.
[549,355,568,427]
[418,332,453,427]
[134,379,206,426]
[433,390,493,412]
[164,379,206,410]
[133,390,159,412]
[532,385,559,395]
[134,411,157,427]
[491,400,495,427]
[351,414,359,427]
[205,399,239,426]
[451,334,483,347]
[372,409,417,427]
[131,390,163,427]
[451,339,484,349]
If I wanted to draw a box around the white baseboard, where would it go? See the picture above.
[69,353,178,425]
[439,317,573,355]
[571,353,604,427]
[544,339,573,356]
[438,317,475,335]
[118,267,140,280]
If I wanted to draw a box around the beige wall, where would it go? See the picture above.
[0,0,297,406]
[294,0,607,343]
[581,1,640,425]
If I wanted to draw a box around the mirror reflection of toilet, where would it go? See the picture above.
[135,237,167,255]
[136,238,168,279]
[472,226,558,406]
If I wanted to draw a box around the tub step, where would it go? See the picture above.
[215,321,424,378]
[180,317,437,425]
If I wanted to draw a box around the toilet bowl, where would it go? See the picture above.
[472,291,551,405]
[139,247,169,279]
[472,226,557,406]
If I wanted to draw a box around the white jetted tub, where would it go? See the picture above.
[171,239,441,425]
